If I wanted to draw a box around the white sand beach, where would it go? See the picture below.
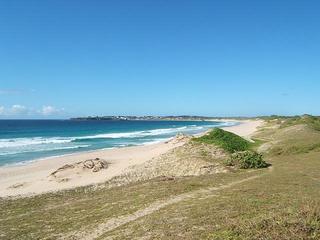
[0,119,263,197]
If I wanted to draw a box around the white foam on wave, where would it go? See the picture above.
[0,122,225,157]
[0,125,204,149]
[0,145,90,156]
[219,121,239,127]
[79,128,180,139]
[142,138,167,145]
[0,137,73,148]
[0,122,236,166]
[77,125,206,139]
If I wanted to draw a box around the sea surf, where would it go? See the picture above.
[0,120,233,166]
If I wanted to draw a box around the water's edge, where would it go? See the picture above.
[0,120,237,167]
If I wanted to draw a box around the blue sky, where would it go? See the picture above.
[0,0,319,118]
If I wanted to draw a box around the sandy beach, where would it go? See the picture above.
[0,119,263,197]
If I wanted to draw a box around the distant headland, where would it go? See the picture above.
[70,115,250,121]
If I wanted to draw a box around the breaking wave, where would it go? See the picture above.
[0,121,232,158]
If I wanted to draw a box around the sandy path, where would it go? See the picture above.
[63,168,271,240]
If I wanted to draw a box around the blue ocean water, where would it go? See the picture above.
[0,120,231,166]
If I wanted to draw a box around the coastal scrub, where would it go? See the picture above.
[225,150,268,169]
[193,128,250,153]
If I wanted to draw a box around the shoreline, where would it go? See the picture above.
[0,120,231,169]
[0,121,233,169]
[0,119,263,197]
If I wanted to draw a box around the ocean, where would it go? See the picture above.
[0,120,232,166]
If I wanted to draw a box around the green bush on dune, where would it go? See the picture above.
[194,128,268,169]
[194,128,250,153]
[225,150,268,169]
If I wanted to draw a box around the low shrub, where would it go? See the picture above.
[193,128,250,153]
[225,150,268,169]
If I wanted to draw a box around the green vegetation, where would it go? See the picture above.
[226,150,268,169]
[194,128,267,169]
[1,116,320,239]
[193,128,250,153]
[282,115,320,131]
[257,116,320,157]
[261,114,320,131]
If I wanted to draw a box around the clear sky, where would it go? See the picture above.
[0,0,319,118]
